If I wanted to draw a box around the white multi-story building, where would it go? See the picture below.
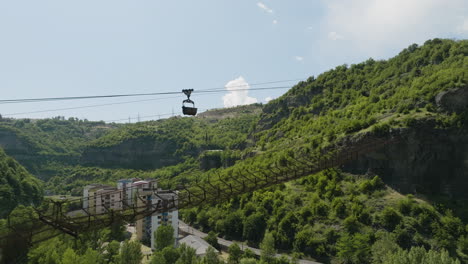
[134,188,178,250]
[95,187,123,214]
[83,178,178,250]
[83,184,113,214]
[117,179,135,208]
[150,191,179,250]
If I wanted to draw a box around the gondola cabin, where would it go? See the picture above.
[182,89,197,116]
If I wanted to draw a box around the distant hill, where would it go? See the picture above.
[0,106,262,186]
[80,105,262,169]
[0,117,118,179]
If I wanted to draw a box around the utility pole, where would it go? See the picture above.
[137,113,140,123]
[128,117,131,123]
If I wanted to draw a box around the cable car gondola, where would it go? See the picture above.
[182,89,197,116]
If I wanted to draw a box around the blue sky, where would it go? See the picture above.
[0,0,467,122]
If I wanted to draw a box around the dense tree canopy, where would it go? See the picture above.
[0,148,43,217]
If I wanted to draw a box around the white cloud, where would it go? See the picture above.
[320,0,468,57]
[295,56,304,62]
[265,96,274,103]
[257,2,274,13]
[223,76,258,107]
[273,20,278,25]
[459,18,468,32]
[328,31,344,40]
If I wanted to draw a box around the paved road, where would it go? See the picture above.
[179,221,321,264]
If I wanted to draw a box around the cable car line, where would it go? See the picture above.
[1,86,287,117]
[1,96,182,117]
[0,85,291,104]
[0,77,301,104]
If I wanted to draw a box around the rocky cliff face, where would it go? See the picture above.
[0,129,43,176]
[0,129,79,178]
[436,87,468,113]
[80,137,182,170]
[0,129,34,155]
[343,122,468,198]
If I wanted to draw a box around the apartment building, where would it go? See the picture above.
[83,184,113,214]
[95,187,123,214]
[83,178,178,251]
[150,191,179,250]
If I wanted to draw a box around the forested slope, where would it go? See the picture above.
[80,104,261,170]
[0,117,117,179]
[0,147,43,218]
[255,38,467,150]
[181,39,468,263]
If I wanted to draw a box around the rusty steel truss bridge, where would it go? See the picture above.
[1,134,399,246]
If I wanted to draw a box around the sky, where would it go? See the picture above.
[0,0,467,122]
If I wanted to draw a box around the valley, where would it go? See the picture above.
[0,39,467,264]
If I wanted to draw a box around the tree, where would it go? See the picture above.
[343,215,360,233]
[243,248,256,259]
[118,240,142,264]
[243,213,266,244]
[176,243,197,264]
[336,233,371,264]
[109,217,126,241]
[104,240,121,264]
[240,258,257,264]
[2,206,39,263]
[62,248,79,264]
[27,237,66,264]
[381,247,461,264]
[155,225,175,251]
[81,248,105,264]
[260,232,276,263]
[184,209,198,225]
[204,231,220,249]
[371,233,400,264]
[380,207,402,231]
[277,212,299,249]
[150,252,167,264]
[223,212,244,240]
[203,247,223,264]
[228,243,242,264]
[162,246,180,264]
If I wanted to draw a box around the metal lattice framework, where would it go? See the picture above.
[0,134,399,246]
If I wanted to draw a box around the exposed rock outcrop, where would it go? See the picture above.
[343,122,468,198]
[80,137,182,170]
[435,86,468,113]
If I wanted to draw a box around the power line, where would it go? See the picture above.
[0,78,301,105]
[1,96,181,117]
[1,86,291,117]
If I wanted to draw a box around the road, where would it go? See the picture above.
[179,221,321,264]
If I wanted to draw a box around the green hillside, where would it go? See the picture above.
[255,38,467,152]
[79,104,262,170]
[181,39,468,263]
[0,147,43,218]
[0,117,118,178]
